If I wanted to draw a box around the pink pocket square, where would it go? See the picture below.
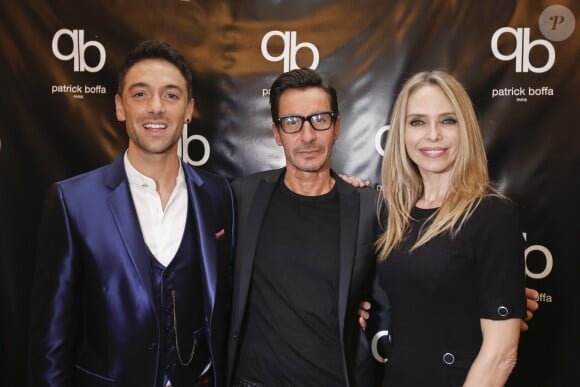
[214,229,225,241]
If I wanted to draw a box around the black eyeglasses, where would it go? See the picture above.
[274,112,337,134]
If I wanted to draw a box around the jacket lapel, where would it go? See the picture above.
[182,163,218,322]
[105,156,155,302]
[334,174,360,336]
[234,169,282,321]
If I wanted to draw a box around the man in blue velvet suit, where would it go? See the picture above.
[227,69,390,387]
[28,40,235,387]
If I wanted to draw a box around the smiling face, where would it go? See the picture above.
[404,84,460,180]
[273,87,340,175]
[115,58,194,160]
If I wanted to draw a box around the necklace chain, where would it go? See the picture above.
[171,290,196,366]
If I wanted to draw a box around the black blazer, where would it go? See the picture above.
[226,168,389,386]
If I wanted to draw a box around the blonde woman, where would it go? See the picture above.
[376,70,526,386]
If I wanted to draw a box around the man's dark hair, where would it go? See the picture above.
[117,40,193,98]
[269,68,339,122]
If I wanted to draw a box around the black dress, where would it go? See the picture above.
[377,196,526,387]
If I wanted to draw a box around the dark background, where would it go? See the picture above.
[1,1,578,385]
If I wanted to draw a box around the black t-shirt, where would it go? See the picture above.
[235,180,344,386]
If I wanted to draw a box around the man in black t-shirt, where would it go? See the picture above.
[226,69,391,387]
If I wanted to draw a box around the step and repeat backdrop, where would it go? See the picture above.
[1,1,578,385]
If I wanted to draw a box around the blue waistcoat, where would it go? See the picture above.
[149,205,210,387]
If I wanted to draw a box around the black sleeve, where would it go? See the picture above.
[468,196,527,320]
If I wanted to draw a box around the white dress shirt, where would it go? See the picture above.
[124,153,187,267]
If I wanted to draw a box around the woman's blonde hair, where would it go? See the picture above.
[376,69,496,260]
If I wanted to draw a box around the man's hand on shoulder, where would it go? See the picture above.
[339,173,370,188]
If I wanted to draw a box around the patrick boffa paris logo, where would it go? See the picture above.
[51,28,108,99]
[490,5,575,102]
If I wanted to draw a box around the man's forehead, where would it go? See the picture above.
[124,59,186,89]
[279,87,331,107]
[126,59,183,79]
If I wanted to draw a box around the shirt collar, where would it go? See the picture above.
[123,151,185,191]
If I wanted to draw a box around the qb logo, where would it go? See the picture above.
[52,29,106,72]
[178,125,211,167]
[375,125,390,156]
[491,27,555,73]
[261,31,319,72]
[523,233,553,280]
